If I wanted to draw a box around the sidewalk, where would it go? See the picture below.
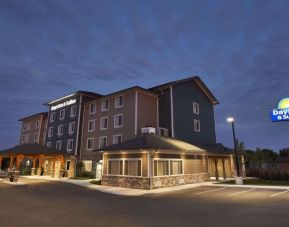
[21,176,213,196]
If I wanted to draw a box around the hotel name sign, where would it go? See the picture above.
[51,99,77,111]
[271,98,289,122]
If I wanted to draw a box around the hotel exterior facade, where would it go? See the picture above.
[0,76,245,188]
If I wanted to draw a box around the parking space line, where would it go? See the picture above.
[195,187,226,195]
[229,188,256,196]
[269,190,289,198]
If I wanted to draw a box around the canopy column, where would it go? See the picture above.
[0,156,3,170]
[221,158,227,180]
[214,158,219,181]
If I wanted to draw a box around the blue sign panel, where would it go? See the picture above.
[271,108,289,122]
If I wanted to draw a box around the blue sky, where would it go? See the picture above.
[0,0,288,151]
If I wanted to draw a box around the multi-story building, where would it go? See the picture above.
[19,112,48,145]
[80,87,158,174]
[44,91,102,156]
[150,76,219,144]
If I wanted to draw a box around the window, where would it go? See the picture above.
[115,96,123,108]
[99,136,107,149]
[34,132,39,142]
[21,135,25,143]
[50,112,55,122]
[59,109,65,120]
[87,138,94,150]
[57,124,64,136]
[100,117,108,130]
[68,122,75,134]
[114,114,123,128]
[48,127,53,138]
[113,135,122,144]
[88,120,95,132]
[23,123,31,131]
[56,141,62,150]
[108,159,141,176]
[124,160,141,176]
[193,102,199,114]
[25,134,30,143]
[66,160,71,171]
[67,139,73,152]
[70,105,77,117]
[83,160,92,172]
[101,99,109,111]
[36,120,40,129]
[89,103,96,114]
[170,160,182,175]
[47,142,52,148]
[108,160,123,175]
[194,119,200,132]
[153,159,183,176]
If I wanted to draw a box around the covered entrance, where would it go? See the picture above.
[0,144,76,178]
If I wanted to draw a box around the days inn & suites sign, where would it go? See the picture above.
[271,98,289,122]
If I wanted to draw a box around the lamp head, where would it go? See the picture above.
[227,117,234,123]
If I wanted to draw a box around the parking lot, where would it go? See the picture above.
[1,178,289,227]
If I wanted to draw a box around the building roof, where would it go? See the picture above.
[18,112,48,122]
[86,86,157,105]
[44,90,103,105]
[191,142,234,155]
[276,156,289,163]
[0,144,69,156]
[96,134,206,153]
[149,76,219,105]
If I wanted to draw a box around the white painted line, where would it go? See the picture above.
[229,188,256,196]
[269,190,289,198]
[196,187,226,195]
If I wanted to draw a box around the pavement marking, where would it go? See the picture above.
[195,187,226,195]
[269,190,289,198]
[229,188,256,196]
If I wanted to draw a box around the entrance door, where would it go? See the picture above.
[96,162,102,179]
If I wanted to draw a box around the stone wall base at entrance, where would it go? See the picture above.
[102,173,209,190]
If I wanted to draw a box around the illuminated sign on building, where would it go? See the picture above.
[271,98,289,122]
[51,99,77,111]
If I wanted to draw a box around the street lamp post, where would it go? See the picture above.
[227,117,242,184]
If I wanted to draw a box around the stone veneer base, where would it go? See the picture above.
[102,173,210,190]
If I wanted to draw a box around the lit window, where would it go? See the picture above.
[170,160,182,175]
[113,135,122,144]
[83,160,92,172]
[57,124,64,136]
[56,141,62,150]
[194,119,200,132]
[153,160,183,176]
[68,122,75,134]
[87,138,94,150]
[59,109,65,120]
[100,117,108,130]
[114,114,123,128]
[88,120,95,132]
[124,160,141,176]
[115,96,123,108]
[48,127,53,138]
[193,102,199,115]
[47,142,52,148]
[108,160,123,175]
[101,99,109,111]
[99,136,107,149]
[89,103,96,114]
[50,112,55,122]
[67,139,73,152]
[70,105,77,117]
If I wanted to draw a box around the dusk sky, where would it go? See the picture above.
[0,0,288,151]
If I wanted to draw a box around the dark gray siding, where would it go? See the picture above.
[173,80,216,144]
[45,96,80,154]
[157,88,172,136]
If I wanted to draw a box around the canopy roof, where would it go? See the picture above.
[0,143,69,156]
[97,134,206,153]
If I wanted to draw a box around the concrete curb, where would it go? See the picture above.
[209,183,289,190]
[1,180,27,186]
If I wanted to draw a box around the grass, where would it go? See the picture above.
[69,176,91,180]
[220,178,289,186]
[90,180,101,185]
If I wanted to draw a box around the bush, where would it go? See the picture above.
[90,180,101,185]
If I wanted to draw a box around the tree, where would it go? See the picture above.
[279,148,289,157]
